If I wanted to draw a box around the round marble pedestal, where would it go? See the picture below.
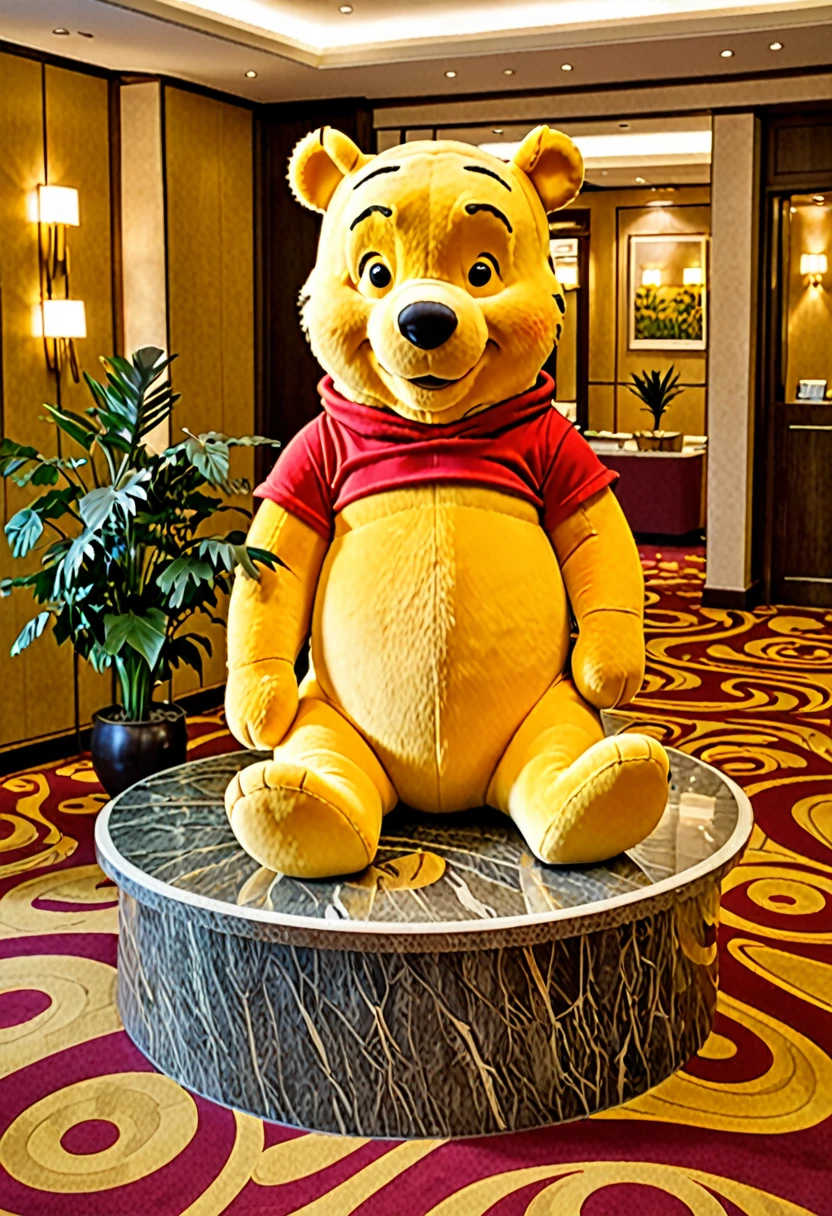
[95,748,751,1139]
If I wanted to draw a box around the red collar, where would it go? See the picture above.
[317,373,555,442]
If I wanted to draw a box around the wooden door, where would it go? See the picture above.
[760,113,832,606]
[772,404,832,605]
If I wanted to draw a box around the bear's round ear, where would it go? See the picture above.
[512,125,584,213]
[288,127,372,213]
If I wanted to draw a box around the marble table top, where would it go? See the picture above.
[96,748,752,952]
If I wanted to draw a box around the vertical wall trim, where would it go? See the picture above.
[108,79,124,356]
[0,288,4,443]
[40,62,48,183]
[217,104,226,437]
[160,83,172,364]
[614,206,621,432]
[252,112,266,482]
[160,87,172,708]
[705,112,761,595]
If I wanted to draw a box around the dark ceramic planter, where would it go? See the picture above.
[91,703,188,797]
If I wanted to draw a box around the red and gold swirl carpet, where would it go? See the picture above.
[0,547,830,1215]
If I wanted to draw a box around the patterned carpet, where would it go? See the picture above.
[0,546,830,1215]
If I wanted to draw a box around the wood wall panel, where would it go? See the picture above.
[617,385,707,437]
[587,384,615,432]
[616,204,709,433]
[165,87,254,695]
[0,54,56,748]
[0,54,115,750]
[566,186,710,435]
[45,65,115,726]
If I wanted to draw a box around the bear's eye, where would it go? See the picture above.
[468,261,492,287]
[368,262,392,289]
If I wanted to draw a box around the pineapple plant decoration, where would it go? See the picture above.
[627,366,685,452]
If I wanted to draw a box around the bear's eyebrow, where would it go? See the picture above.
[464,165,511,191]
[353,165,400,190]
[350,204,393,231]
[465,202,513,233]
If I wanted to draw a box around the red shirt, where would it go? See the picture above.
[254,372,616,539]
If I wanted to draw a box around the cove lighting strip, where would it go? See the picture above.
[158,0,817,53]
[478,130,713,164]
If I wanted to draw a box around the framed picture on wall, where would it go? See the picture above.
[628,233,708,351]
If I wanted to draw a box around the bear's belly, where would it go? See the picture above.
[310,484,570,812]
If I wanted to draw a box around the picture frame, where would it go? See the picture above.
[628,233,708,351]
[796,378,828,401]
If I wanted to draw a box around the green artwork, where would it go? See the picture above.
[633,285,704,343]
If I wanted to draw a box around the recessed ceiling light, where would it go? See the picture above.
[245,70,257,78]
[77,30,94,38]
[769,41,783,50]
[492,128,504,134]
[561,63,573,71]
[339,5,353,12]
[635,176,646,184]
[52,27,70,35]
[600,170,608,176]
[720,49,734,58]
[503,68,515,76]
[790,206,796,213]
[445,70,457,78]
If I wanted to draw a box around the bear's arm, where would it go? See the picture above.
[225,499,328,750]
[549,487,646,710]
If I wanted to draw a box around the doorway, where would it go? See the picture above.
[763,190,832,606]
[759,112,832,607]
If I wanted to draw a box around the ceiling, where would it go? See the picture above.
[0,0,831,102]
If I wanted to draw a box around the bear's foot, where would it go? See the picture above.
[225,757,382,879]
[509,733,669,866]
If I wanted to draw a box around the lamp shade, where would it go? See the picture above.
[641,269,662,288]
[550,236,580,290]
[556,261,579,290]
[683,266,704,286]
[800,253,828,276]
[36,185,80,226]
[42,298,87,339]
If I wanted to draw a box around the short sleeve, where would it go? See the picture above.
[540,413,618,533]
[253,418,333,539]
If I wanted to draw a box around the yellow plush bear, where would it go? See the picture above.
[224,125,669,879]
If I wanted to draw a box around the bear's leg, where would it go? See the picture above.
[487,676,668,865]
[225,693,397,879]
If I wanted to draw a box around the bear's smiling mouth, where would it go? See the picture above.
[407,374,457,390]
[374,340,499,393]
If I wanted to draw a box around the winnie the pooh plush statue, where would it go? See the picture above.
[224,125,670,879]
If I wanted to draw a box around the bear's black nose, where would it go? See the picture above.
[398,302,458,350]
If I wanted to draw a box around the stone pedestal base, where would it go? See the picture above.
[96,749,751,1138]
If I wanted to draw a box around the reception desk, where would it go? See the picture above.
[590,443,706,538]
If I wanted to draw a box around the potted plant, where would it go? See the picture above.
[0,346,281,795]
[627,366,685,452]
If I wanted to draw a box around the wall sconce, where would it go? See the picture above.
[641,268,662,288]
[800,252,828,287]
[32,299,87,381]
[550,237,580,290]
[29,183,85,384]
[683,266,704,286]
